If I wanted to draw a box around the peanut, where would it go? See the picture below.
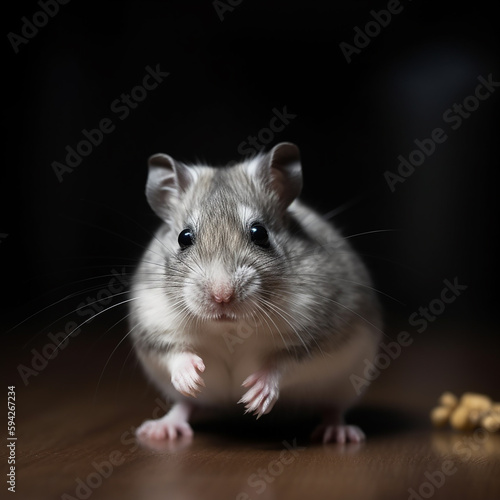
[430,406,452,427]
[460,393,492,411]
[491,403,500,414]
[439,391,458,409]
[468,409,487,426]
[431,392,500,433]
[481,415,500,433]
[450,405,473,431]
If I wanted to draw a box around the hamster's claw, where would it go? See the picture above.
[171,353,206,398]
[311,424,366,444]
[136,418,194,441]
[238,369,280,418]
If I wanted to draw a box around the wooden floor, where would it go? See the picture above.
[5,318,500,500]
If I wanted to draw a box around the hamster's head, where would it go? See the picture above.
[144,143,303,325]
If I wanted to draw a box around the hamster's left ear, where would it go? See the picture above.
[145,153,196,226]
[263,142,303,209]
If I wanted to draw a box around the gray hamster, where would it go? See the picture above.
[130,142,382,443]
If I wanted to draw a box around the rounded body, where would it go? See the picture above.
[130,143,382,441]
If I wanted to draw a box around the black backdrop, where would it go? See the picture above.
[2,0,499,344]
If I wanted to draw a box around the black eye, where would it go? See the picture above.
[178,229,194,249]
[250,224,270,248]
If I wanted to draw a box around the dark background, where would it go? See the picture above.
[1,0,499,348]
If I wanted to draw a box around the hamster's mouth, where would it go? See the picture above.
[204,302,240,322]
[212,313,237,322]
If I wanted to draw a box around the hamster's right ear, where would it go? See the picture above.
[145,153,194,223]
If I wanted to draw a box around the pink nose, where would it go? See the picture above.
[211,284,234,304]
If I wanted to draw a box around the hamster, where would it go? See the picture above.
[130,142,382,444]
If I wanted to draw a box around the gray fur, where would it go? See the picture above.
[129,142,382,418]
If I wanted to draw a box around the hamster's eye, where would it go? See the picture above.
[178,229,194,249]
[250,223,270,248]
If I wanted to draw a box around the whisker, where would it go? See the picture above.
[93,317,140,402]
[343,228,397,240]
[9,270,135,335]
[321,194,366,220]
[53,297,139,351]
[20,287,134,348]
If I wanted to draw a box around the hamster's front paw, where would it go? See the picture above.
[170,353,205,397]
[238,369,280,419]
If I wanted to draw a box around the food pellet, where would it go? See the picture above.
[439,392,458,408]
[450,406,473,431]
[468,409,484,426]
[431,391,500,433]
[482,415,500,433]
[460,393,492,411]
[430,406,452,427]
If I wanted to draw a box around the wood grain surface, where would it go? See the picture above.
[4,320,500,500]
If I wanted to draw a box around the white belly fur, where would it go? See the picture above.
[138,322,379,413]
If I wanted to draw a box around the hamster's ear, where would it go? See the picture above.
[146,153,194,223]
[263,142,303,209]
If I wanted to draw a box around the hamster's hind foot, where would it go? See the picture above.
[311,408,366,444]
[311,423,365,444]
[136,401,193,440]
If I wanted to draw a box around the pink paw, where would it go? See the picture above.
[171,353,205,397]
[136,417,193,440]
[238,369,280,419]
[311,424,366,444]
